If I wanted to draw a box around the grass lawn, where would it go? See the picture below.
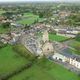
[0,45,27,75]
[47,61,80,80]
[17,13,44,25]
[9,59,80,80]
[69,48,80,55]
[69,40,80,49]
[17,13,39,25]
[68,40,80,55]
[49,34,68,42]
[37,32,68,42]
[23,13,38,17]
[17,17,38,25]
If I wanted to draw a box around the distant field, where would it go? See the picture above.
[17,17,38,25]
[49,34,68,42]
[23,13,38,17]
[67,40,80,55]
[37,33,68,42]
[0,45,27,75]
[9,59,80,80]
[17,13,44,25]
[0,9,5,15]
[69,40,80,49]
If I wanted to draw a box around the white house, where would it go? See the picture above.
[52,53,67,62]
[52,48,80,69]
[69,57,80,69]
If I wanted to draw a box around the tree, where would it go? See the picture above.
[2,22,10,28]
[39,12,44,18]
[12,44,34,60]
[24,24,30,30]
[75,33,80,42]
[0,41,7,48]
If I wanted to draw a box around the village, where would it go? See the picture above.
[0,21,80,73]
[0,2,80,80]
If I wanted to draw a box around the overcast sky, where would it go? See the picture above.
[0,0,80,2]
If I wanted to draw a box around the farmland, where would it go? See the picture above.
[0,45,80,80]
[17,13,44,25]
[9,59,80,80]
[0,45,27,75]
[66,39,80,55]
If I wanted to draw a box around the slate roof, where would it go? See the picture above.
[58,48,80,62]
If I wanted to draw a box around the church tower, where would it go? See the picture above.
[42,30,54,55]
[42,30,49,43]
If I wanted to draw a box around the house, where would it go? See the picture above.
[59,11,70,19]
[11,32,21,42]
[0,34,11,44]
[0,16,6,23]
[54,28,79,38]
[52,52,67,62]
[52,48,80,69]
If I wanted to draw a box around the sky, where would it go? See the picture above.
[0,0,80,2]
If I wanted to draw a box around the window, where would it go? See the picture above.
[59,58,62,61]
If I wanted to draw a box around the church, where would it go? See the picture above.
[41,31,80,69]
[41,30,54,55]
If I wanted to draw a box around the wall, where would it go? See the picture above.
[52,53,67,62]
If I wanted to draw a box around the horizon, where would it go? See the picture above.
[0,0,80,3]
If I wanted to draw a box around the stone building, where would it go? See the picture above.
[42,30,54,55]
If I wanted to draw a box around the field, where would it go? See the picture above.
[0,9,5,15]
[37,32,68,42]
[49,34,68,42]
[9,59,80,80]
[0,45,27,75]
[17,13,43,25]
[69,40,80,49]
[0,45,80,80]
[66,40,80,55]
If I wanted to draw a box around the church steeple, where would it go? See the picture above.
[42,30,49,43]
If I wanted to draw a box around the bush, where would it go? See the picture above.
[12,44,35,60]
[0,41,7,49]
[75,33,80,42]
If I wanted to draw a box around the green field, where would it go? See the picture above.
[0,45,27,75]
[0,45,80,80]
[70,48,80,55]
[69,40,80,49]
[9,59,80,80]
[49,34,68,42]
[17,13,44,25]
[37,32,68,42]
[0,9,5,15]
[17,17,38,25]
[68,40,80,55]
[23,13,38,17]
